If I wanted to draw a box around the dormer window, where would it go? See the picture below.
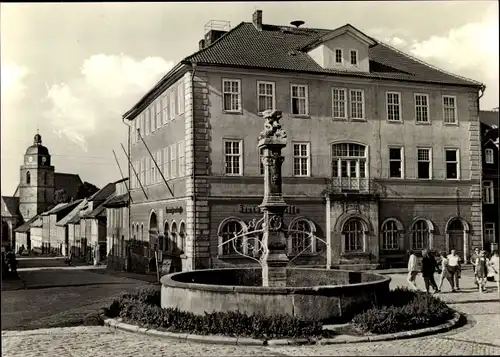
[334,49,343,64]
[350,50,358,66]
[485,148,494,164]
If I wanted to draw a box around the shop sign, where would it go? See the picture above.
[237,204,300,215]
[165,207,183,214]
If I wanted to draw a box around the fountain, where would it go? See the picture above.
[160,110,390,322]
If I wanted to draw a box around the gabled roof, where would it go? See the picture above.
[103,193,129,208]
[1,196,20,217]
[42,199,83,216]
[183,22,483,87]
[56,199,87,227]
[300,23,377,50]
[480,110,499,129]
[88,182,116,203]
[83,204,107,219]
[41,203,67,216]
[13,215,39,233]
[55,172,83,199]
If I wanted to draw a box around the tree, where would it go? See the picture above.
[53,189,69,204]
[76,182,100,199]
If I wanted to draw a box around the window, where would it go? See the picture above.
[163,222,170,251]
[26,171,30,185]
[136,118,141,143]
[289,219,314,254]
[291,84,308,115]
[445,149,459,179]
[411,220,429,250]
[141,113,145,138]
[485,148,494,164]
[141,158,146,185]
[171,222,178,252]
[170,144,177,178]
[259,147,265,175]
[343,219,364,252]
[257,81,275,113]
[150,157,156,184]
[156,101,162,129]
[132,120,137,144]
[145,111,150,135]
[156,151,162,182]
[484,223,495,243]
[178,141,185,177]
[381,220,399,250]
[163,94,169,124]
[331,143,368,190]
[415,93,429,123]
[293,142,310,176]
[389,147,404,178]
[170,90,176,119]
[43,191,47,201]
[443,96,457,124]
[163,147,170,179]
[179,222,186,253]
[350,89,364,119]
[417,148,432,179]
[224,140,242,175]
[222,79,241,112]
[387,92,401,122]
[332,88,347,119]
[219,220,245,255]
[146,158,151,185]
[42,172,47,185]
[177,81,185,115]
[149,107,155,133]
[335,48,342,64]
[483,180,494,204]
[350,50,358,65]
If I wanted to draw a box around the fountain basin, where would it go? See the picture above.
[160,268,390,322]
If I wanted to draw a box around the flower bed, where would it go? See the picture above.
[351,287,454,334]
[103,286,454,340]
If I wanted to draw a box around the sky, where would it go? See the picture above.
[1,1,498,196]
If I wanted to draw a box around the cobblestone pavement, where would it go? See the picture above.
[2,273,499,357]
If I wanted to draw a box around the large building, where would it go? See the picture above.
[122,10,485,271]
[2,132,83,250]
[480,110,499,252]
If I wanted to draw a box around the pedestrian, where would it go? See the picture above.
[489,250,499,296]
[68,251,73,266]
[470,247,480,286]
[447,249,461,292]
[438,251,454,291]
[407,250,419,290]
[473,250,488,293]
[421,249,440,293]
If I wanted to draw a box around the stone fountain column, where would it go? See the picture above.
[258,110,289,287]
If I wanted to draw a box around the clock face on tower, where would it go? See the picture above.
[28,156,33,163]
[41,157,47,164]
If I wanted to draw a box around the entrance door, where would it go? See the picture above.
[448,219,464,258]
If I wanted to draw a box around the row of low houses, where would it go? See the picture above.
[13,178,129,265]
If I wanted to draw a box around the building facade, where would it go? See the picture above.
[123,10,485,271]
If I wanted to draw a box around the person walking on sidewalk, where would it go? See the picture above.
[407,250,419,290]
[447,249,461,292]
[438,251,454,291]
[489,250,500,296]
[422,249,440,293]
[474,250,489,293]
[470,247,480,286]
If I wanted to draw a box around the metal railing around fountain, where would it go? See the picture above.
[217,218,330,270]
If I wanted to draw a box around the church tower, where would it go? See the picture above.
[18,132,55,221]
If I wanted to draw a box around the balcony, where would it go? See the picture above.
[324,177,383,197]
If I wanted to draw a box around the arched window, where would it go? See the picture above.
[141,224,144,241]
[26,171,31,185]
[171,221,178,252]
[218,219,245,255]
[381,220,400,251]
[149,211,158,252]
[485,148,494,164]
[42,172,47,185]
[343,218,365,252]
[247,219,263,257]
[411,220,429,250]
[288,219,314,254]
[331,143,368,191]
[163,222,170,252]
[447,218,465,255]
[179,222,186,253]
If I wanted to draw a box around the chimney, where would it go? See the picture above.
[252,10,262,31]
[199,39,205,50]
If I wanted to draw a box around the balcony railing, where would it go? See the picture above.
[325,177,383,196]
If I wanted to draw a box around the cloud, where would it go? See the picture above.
[376,5,498,109]
[43,54,174,151]
[1,62,29,102]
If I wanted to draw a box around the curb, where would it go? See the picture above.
[100,311,462,346]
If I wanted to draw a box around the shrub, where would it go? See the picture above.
[352,287,453,334]
[106,288,324,340]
